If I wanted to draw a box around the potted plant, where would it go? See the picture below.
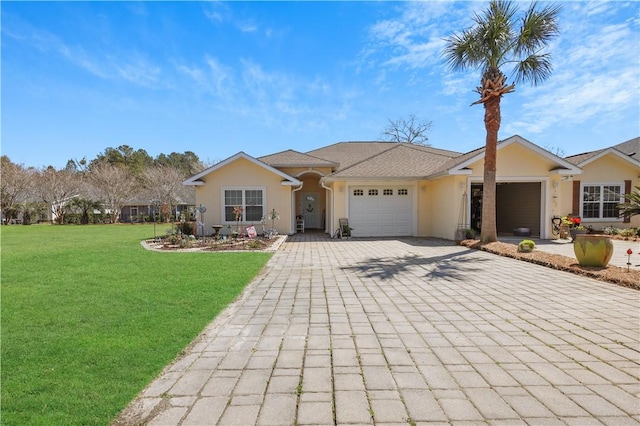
[573,234,614,267]
[562,214,587,241]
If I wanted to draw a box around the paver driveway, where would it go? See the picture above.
[115,235,640,425]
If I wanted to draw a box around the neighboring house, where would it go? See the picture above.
[183,135,640,240]
[120,188,196,223]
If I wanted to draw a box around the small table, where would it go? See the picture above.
[212,225,223,238]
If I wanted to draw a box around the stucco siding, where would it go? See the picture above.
[468,142,558,177]
[426,177,464,240]
[194,157,294,235]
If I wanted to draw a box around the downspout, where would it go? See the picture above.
[292,182,304,234]
[320,178,333,236]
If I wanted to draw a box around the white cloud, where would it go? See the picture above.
[237,20,258,33]
[202,1,230,23]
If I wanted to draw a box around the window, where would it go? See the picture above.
[383,189,393,196]
[368,189,379,196]
[223,188,264,222]
[398,189,408,195]
[581,183,623,220]
[353,189,364,196]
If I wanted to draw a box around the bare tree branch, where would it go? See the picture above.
[381,115,432,145]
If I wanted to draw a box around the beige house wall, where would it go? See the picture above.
[467,142,559,177]
[416,180,431,237]
[194,157,294,235]
[423,176,467,240]
[330,181,347,233]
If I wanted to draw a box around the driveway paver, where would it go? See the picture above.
[114,235,640,425]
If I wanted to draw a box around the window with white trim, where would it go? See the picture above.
[223,188,264,222]
[398,188,408,195]
[353,189,364,196]
[368,189,378,196]
[383,189,393,196]
[581,183,623,220]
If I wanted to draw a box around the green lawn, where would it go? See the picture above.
[1,224,271,425]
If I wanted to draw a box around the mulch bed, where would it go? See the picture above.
[459,239,640,290]
[142,235,286,253]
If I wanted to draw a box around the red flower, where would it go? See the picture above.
[627,248,634,255]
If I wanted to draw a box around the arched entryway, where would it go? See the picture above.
[294,171,327,232]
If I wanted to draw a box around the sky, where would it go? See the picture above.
[2,1,639,169]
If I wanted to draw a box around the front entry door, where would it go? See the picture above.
[301,192,319,229]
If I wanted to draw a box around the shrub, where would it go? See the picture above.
[175,221,195,236]
[618,228,637,238]
[464,228,477,239]
[517,239,536,253]
[603,226,619,235]
[247,239,267,249]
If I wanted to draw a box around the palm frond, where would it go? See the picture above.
[517,2,561,55]
[514,53,553,85]
[618,186,640,218]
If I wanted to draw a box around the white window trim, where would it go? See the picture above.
[579,182,624,222]
[221,186,267,225]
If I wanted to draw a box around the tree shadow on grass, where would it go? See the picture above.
[341,248,490,282]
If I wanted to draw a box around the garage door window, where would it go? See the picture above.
[353,189,364,196]
[398,189,408,195]
[383,189,393,195]
[368,189,378,196]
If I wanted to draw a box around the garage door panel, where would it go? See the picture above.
[349,186,413,237]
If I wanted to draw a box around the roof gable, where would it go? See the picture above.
[573,147,640,169]
[445,135,581,176]
[183,152,301,186]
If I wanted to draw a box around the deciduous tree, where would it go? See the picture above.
[33,167,83,224]
[141,165,184,222]
[87,162,138,223]
[0,156,34,223]
[381,115,432,145]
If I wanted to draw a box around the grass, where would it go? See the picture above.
[1,224,271,425]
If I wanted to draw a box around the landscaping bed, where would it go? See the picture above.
[459,239,640,290]
[142,234,287,252]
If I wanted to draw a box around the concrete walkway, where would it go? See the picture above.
[116,234,640,425]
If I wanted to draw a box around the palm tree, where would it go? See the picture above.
[443,0,560,243]
[618,186,640,218]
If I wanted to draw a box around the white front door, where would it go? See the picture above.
[300,192,319,229]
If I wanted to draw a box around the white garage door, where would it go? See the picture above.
[349,186,413,237]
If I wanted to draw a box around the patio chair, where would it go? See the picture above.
[335,218,353,239]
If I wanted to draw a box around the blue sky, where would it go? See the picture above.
[2,1,639,169]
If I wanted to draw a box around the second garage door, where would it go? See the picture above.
[349,186,413,237]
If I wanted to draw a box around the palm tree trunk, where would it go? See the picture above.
[481,95,501,243]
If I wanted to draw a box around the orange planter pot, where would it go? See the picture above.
[573,234,614,267]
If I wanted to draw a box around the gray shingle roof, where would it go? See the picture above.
[564,137,639,165]
[326,144,460,179]
[307,141,461,173]
[258,149,338,168]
